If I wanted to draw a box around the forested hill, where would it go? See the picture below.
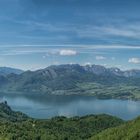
[90,116,140,140]
[0,102,123,140]
[0,102,140,140]
[0,101,28,121]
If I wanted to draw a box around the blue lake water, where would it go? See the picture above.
[0,94,140,120]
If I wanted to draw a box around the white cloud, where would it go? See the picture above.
[128,58,140,64]
[95,56,106,60]
[84,62,92,66]
[59,50,77,56]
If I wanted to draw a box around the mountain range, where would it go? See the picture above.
[1,64,140,100]
[1,64,140,77]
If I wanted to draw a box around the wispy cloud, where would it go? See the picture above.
[1,44,140,56]
[1,44,140,48]
[95,56,106,60]
[59,50,77,56]
[128,58,140,64]
[8,18,140,45]
[76,23,140,40]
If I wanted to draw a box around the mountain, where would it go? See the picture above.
[0,67,24,76]
[0,64,140,100]
[0,64,127,92]
[124,69,140,77]
[85,64,140,77]
[0,102,124,140]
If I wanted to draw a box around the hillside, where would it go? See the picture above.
[0,102,140,140]
[90,116,140,140]
[1,64,140,100]
[0,102,123,140]
[0,101,28,122]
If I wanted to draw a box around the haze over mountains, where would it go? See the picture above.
[0,67,24,76]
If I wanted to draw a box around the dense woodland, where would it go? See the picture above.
[90,116,140,140]
[0,102,140,140]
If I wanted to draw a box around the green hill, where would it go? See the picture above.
[1,102,140,140]
[90,116,140,140]
[0,101,28,122]
[0,102,123,140]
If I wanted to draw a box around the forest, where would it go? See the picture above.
[0,102,140,140]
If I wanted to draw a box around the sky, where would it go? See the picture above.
[0,0,140,70]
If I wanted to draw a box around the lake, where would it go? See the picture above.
[0,94,140,120]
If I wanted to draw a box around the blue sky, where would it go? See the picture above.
[0,0,140,70]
